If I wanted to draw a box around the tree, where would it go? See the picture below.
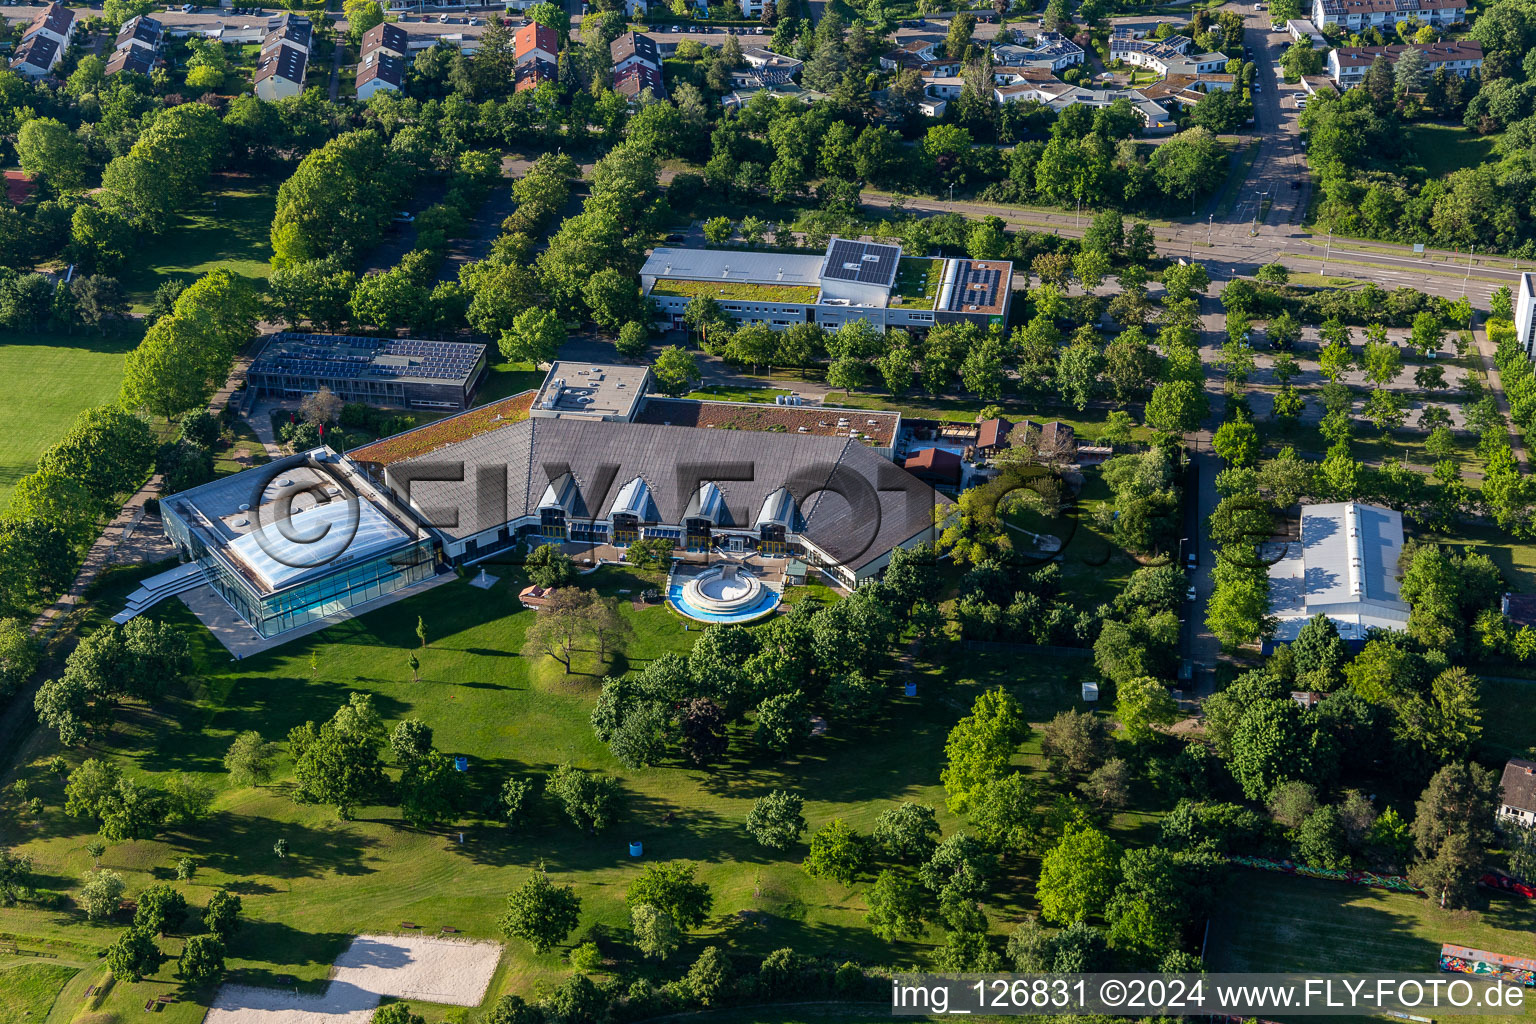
[1041,710,1115,778]
[941,687,1031,812]
[1296,805,1351,869]
[627,862,713,930]
[865,869,927,940]
[1115,676,1176,742]
[106,928,165,982]
[390,719,433,766]
[500,307,565,365]
[685,946,732,1007]
[631,901,681,960]
[135,884,188,936]
[16,118,87,191]
[1036,827,1123,925]
[80,870,127,921]
[179,933,226,988]
[400,750,465,828]
[545,763,620,833]
[1411,762,1499,857]
[747,790,807,851]
[1410,829,1482,909]
[874,802,942,862]
[617,321,649,358]
[652,345,702,396]
[945,11,976,59]
[1083,759,1132,809]
[290,693,388,820]
[678,697,729,768]
[203,889,242,942]
[803,818,868,885]
[1145,381,1208,440]
[1212,419,1261,467]
[1229,699,1316,801]
[223,731,279,787]
[756,690,812,752]
[525,543,576,589]
[499,867,581,953]
[826,357,867,396]
[1291,613,1347,690]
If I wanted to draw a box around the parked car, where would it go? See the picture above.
[665,233,686,243]
[393,212,415,223]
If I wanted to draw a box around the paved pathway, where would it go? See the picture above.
[1469,317,1531,472]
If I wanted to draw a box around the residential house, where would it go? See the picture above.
[1138,72,1236,112]
[613,62,666,100]
[1311,0,1467,30]
[990,31,1085,71]
[105,45,157,76]
[115,14,164,54]
[254,15,312,101]
[360,22,410,60]
[1325,39,1482,85]
[976,67,1176,132]
[515,57,558,93]
[879,38,961,76]
[1499,758,1536,829]
[9,2,76,79]
[1109,29,1228,77]
[610,31,661,76]
[356,50,405,98]
[903,447,963,490]
[514,21,559,66]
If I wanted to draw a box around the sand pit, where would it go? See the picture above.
[207,935,502,1024]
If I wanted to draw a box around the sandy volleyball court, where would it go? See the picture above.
[207,935,503,1024]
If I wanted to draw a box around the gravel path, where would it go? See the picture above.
[207,935,503,1024]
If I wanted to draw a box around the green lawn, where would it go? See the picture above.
[1405,123,1499,181]
[685,386,792,404]
[892,258,943,305]
[119,173,279,311]
[1207,872,1536,1024]
[0,330,136,508]
[0,961,79,1024]
[650,279,821,303]
[0,560,1109,1014]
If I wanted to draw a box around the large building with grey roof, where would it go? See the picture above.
[246,333,488,411]
[1266,501,1410,643]
[162,360,946,642]
[641,237,1012,333]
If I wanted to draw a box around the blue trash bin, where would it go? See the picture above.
[629,841,643,857]
[904,682,917,697]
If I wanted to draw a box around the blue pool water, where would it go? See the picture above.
[667,581,782,623]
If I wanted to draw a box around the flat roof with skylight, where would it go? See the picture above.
[532,362,652,421]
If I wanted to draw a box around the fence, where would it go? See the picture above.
[1227,854,1425,895]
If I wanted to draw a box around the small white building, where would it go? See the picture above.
[1267,501,1410,642]
[1326,40,1482,85]
[1109,29,1227,77]
[1311,0,1466,30]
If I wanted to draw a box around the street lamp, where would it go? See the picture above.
[1462,244,1475,297]
[1207,213,1213,245]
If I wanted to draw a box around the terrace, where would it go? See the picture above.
[892,257,943,309]
[649,277,821,303]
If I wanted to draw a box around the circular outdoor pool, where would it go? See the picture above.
[668,566,781,624]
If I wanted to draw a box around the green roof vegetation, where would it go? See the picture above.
[649,278,821,303]
[892,257,943,307]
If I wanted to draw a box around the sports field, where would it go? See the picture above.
[0,331,135,508]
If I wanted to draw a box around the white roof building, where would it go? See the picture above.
[1516,272,1536,355]
[1267,501,1410,642]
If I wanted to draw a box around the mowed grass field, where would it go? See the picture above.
[1207,872,1536,1024]
[0,961,80,1024]
[0,559,1105,1022]
[119,173,278,311]
[0,331,135,508]
[1405,123,1499,180]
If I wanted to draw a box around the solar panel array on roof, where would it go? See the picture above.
[946,261,1002,312]
[822,238,901,285]
[250,334,485,383]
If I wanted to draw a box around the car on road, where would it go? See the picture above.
[393,212,415,223]
[1186,550,1198,570]
[665,233,686,243]
[1185,584,1197,602]
[669,24,680,30]
[1253,82,1261,92]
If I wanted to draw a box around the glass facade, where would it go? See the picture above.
[163,503,437,638]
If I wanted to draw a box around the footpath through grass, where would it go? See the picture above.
[0,330,135,508]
